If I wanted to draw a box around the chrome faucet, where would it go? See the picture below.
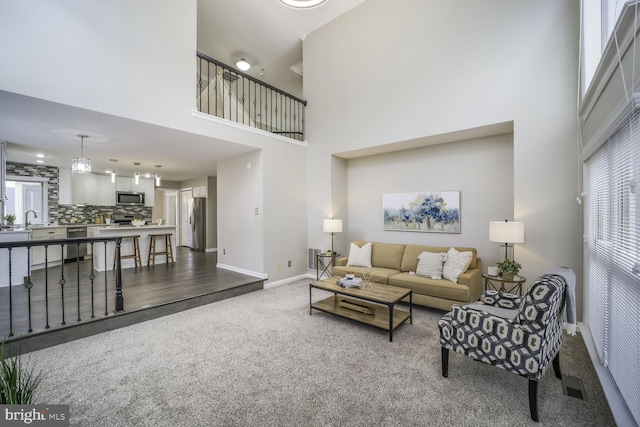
[25,210,37,229]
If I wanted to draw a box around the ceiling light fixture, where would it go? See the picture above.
[109,159,117,183]
[155,165,162,187]
[72,134,91,174]
[278,0,328,9]
[236,58,251,71]
[134,162,141,185]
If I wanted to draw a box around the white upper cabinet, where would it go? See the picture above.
[193,185,207,198]
[71,172,99,205]
[98,175,116,206]
[144,178,155,207]
[116,176,133,192]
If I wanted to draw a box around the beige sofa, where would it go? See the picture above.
[333,240,482,311]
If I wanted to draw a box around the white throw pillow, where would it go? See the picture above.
[346,242,372,268]
[442,247,473,283]
[416,251,447,280]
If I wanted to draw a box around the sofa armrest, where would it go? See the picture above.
[456,259,482,303]
[335,257,348,267]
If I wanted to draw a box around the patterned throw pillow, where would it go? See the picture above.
[347,242,372,268]
[416,251,447,279]
[442,247,473,283]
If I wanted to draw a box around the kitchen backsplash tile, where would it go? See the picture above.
[58,205,152,225]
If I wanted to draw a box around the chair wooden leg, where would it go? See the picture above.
[552,352,562,379]
[441,347,449,378]
[529,379,539,422]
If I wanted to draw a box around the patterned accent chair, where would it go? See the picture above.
[438,273,568,422]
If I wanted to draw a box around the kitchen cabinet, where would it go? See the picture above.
[98,175,116,206]
[116,176,133,192]
[31,227,66,266]
[144,178,155,207]
[71,173,99,205]
[193,186,207,198]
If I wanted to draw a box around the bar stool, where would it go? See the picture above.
[147,233,175,266]
[113,235,142,269]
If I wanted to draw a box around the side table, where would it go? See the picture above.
[316,253,336,280]
[482,273,526,296]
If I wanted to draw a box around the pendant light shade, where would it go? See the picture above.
[109,159,117,183]
[134,162,141,185]
[72,134,91,173]
[278,0,328,9]
[155,165,162,187]
[236,58,250,71]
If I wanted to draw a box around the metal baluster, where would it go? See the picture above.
[44,244,50,329]
[76,243,81,322]
[90,242,95,318]
[59,243,66,325]
[8,247,13,337]
[25,244,33,333]
[114,237,124,312]
[104,241,108,316]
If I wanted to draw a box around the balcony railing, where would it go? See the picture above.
[197,52,307,141]
[0,237,125,341]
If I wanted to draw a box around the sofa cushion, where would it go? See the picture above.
[442,247,473,284]
[416,251,447,279]
[332,265,400,285]
[389,272,471,302]
[351,240,405,270]
[346,242,372,268]
[400,244,477,272]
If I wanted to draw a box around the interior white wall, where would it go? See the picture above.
[344,135,514,269]
[206,176,217,251]
[0,0,197,129]
[217,150,264,276]
[304,0,581,314]
[262,143,307,282]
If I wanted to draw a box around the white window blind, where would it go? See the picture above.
[584,108,640,425]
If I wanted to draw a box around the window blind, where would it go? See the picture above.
[584,108,640,425]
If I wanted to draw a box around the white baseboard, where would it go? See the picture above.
[216,263,268,280]
[579,322,637,427]
[264,274,312,289]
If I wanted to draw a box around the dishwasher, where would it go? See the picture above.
[66,226,88,261]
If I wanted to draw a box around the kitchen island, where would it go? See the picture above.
[0,230,31,287]
[92,225,177,271]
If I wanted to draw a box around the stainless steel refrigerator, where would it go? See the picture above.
[190,197,206,251]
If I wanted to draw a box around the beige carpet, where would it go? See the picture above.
[25,279,615,426]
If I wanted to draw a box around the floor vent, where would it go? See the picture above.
[307,248,320,270]
[562,375,587,400]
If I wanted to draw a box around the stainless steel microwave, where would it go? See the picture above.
[116,191,145,206]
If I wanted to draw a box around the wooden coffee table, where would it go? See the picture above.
[309,276,412,342]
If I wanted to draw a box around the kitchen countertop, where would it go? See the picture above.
[93,225,177,231]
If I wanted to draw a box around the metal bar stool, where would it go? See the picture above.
[147,233,175,266]
[113,235,142,269]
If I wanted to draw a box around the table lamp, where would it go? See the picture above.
[489,220,524,260]
[323,218,342,254]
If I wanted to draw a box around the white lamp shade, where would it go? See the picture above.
[489,221,524,243]
[323,219,342,233]
[278,0,328,9]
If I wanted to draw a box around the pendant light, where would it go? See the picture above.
[278,0,327,9]
[134,162,141,185]
[109,159,117,183]
[155,165,162,187]
[72,134,91,173]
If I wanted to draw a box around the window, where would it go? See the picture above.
[581,0,629,95]
[5,177,48,226]
[584,108,640,425]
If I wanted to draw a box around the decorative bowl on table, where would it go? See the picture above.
[131,219,145,227]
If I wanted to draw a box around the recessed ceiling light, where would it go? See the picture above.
[35,153,46,158]
[36,160,45,164]
[278,0,327,9]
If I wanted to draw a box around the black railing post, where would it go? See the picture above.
[114,237,124,313]
[8,247,13,337]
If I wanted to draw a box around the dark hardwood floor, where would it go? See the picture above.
[1,247,263,354]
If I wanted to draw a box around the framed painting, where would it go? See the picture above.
[383,191,461,233]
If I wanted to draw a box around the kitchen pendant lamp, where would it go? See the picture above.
[155,165,162,186]
[278,0,327,9]
[134,162,141,185]
[72,134,91,173]
[109,159,117,183]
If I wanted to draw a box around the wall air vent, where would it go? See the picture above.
[307,248,320,269]
[222,70,240,82]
